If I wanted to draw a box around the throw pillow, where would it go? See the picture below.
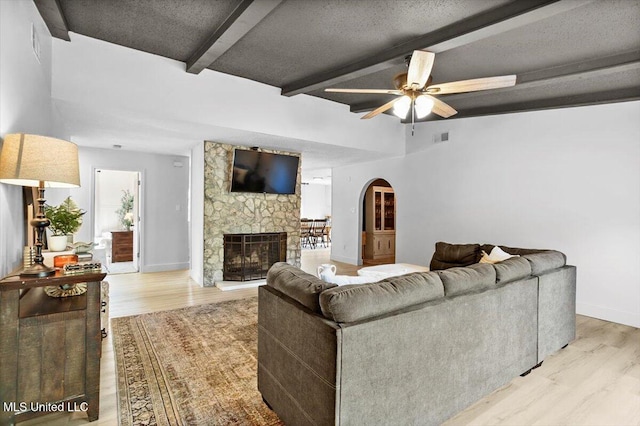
[430,242,481,270]
[479,246,519,264]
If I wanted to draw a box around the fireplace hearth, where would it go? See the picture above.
[223,232,287,281]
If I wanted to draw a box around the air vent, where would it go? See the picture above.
[434,131,450,143]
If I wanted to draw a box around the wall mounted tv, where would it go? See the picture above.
[230,149,299,194]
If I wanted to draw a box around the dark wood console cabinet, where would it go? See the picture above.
[111,231,133,262]
[0,270,106,424]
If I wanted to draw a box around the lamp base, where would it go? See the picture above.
[20,262,55,278]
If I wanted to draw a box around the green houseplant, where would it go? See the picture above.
[45,196,86,251]
[115,190,134,230]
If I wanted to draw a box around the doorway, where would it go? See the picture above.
[361,179,396,265]
[94,169,141,274]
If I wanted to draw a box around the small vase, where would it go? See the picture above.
[49,235,69,252]
[317,263,337,280]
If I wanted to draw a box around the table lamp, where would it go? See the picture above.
[0,134,80,277]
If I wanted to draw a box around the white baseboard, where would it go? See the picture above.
[577,301,640,328]
[141,262,190,273]
[189,269,203,286]
[329,254,359,265]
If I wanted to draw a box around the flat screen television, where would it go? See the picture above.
[230,149,299,194]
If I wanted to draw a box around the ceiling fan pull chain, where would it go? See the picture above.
[411,98,415,136]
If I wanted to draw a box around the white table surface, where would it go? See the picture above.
[357,263,430,280]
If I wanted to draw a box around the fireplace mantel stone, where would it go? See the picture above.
[203,142,301,286]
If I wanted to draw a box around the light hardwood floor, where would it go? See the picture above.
[21,250,640,425]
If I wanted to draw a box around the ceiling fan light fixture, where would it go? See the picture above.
[392,96,411,118]
[415,95,434,119]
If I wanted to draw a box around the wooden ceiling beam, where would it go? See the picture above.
[186,0,282,74]
[281,0,595,97]
[350,50,640,114]
[398,87,640,122]
[33,0,70,41]
[350,100,387,114]
[443,50,640,102]
[445,88,640,120]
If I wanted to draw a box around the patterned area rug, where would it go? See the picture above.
[111,297,283,425]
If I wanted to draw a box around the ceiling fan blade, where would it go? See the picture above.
[361,98,401,119]
[406,50,435,90]
[325,88,403,95]
[426,75,516,95]
[424,95,457,118]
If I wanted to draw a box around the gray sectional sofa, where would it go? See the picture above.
[258,243,576,425]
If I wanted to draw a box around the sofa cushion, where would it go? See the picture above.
[437,263,497,296]
[319,272,444,323]
[522,251,566,275]
[267,262,337,313]
[430,242,481,270]
[492,257,532,284]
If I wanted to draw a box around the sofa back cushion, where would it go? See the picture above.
[522,251,566,275]
[437,263,496,296]
[267,262,337,313]
[319,272,444,323]
[492,257,532,284]
[430,242,481,270]
[481,245,567,276]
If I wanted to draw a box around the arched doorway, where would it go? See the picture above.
[361,179,396,265]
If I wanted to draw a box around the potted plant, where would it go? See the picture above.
[44,196,86,251]
[116,190,134,231]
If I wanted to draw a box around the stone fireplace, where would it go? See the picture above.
[223,232,287,281]
[203,142,301,286]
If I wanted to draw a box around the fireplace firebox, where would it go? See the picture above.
[223,232,287,281]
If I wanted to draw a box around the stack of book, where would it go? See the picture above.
[77,252,93,262]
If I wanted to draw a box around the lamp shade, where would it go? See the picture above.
[0,133,80,188]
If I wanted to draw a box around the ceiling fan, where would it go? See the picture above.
[325,50,516,125]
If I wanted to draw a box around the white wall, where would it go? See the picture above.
[190,142,204,285]
[47,147,190,273]
[94,169,138,236]
[332,101,640,328]
[51,33,404,156]
[0,0,68,277]
[301,183,331,219]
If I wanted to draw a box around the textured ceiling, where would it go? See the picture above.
[210,0,512,86]
[36,0,640,123]
[58,0,241,62]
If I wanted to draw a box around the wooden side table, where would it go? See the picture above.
[111,231,133,262]
[0,270,106,424]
